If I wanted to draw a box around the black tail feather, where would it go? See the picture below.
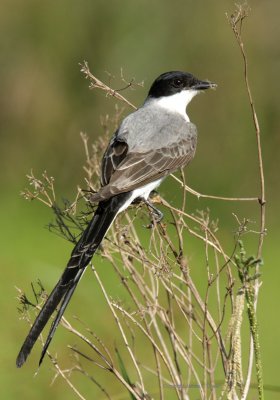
[16,193,130,368]
[38,271,82,366]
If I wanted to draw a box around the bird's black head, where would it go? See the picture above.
[148,71,216,98]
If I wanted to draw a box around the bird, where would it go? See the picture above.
[16,70,216,368]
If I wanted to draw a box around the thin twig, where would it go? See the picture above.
[170,174,259,202]
[227,4,265,400]
[80,61,137,110]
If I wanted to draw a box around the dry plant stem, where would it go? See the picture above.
[159,309,204,397]
[112,299,182,398]
[168,208,202,386]
[72,365,111,400]
[48,356,87,400]
[61,317,144,400]
[20,301,87,400]
[157,222,228,374]
[107,251,183,399]
[202,227,211,398]
[80,61,137,110]
[179,168,188,242]
[89,265,146,398]
[207,344,217,400]
[112,302,198,400]
[103,240,165,400]
[149,211,229,397]
[113,261,165,400]
[168,203,196,392]
[162,193,236,296]
[160,198,230,261]
[19,295,89,400]
[180,271,228,373]
[35,302,122,399]
[31,285,144,399]
[109,220,207,397]
[61,317,114,367]
[171,174,259,202]
[186,284,194,391]
[161,195,236,309]
[227,5,265,400]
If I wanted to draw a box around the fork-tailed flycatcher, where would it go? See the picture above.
[16,71,216,367]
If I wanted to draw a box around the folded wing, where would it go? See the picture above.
[93,126,197,202]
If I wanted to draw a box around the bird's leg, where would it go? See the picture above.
[80,188,98,204]
[142,197,164,228]
[145,199,164,222]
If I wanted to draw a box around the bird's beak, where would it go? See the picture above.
[193,80,217,91]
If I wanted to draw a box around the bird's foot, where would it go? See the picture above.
[143,198,163,229]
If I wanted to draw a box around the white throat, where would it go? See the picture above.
[150,90,198,122]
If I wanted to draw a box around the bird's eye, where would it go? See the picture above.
[173,78,183,87]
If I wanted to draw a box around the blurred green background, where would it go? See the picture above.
[1,0,279,399]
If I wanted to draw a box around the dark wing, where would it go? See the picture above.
[100,135,129,186]
[93,134,196,202]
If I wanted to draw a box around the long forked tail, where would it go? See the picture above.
[16,192,131,368]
